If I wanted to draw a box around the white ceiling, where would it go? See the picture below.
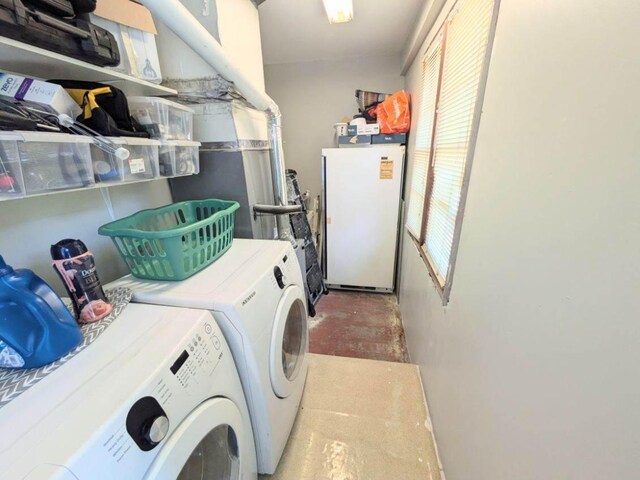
[258,0,424,65]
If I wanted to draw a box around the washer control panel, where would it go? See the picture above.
[91,316,228,478]
[168,322,223,393]
[122,322,224,454]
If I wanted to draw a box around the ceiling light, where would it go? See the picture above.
[323,0,354,24]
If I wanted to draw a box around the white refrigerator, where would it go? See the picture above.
[322,145,406,292]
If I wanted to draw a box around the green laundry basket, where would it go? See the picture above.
[98,199,240,281]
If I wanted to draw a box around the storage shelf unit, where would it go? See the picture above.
[0,36,176,96]
[0,37,193,203]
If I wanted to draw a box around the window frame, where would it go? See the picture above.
[407,0,501,305]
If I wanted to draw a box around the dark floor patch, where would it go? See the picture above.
[309,290,409,363]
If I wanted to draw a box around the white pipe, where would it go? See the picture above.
[269,104,288,209]
[142,0,271,110]
[140,0,293,240]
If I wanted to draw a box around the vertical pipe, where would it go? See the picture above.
[268,103,292,240]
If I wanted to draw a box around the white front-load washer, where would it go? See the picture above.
[0,303,257,480]
[109,239,308,474]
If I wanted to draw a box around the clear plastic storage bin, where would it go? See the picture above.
[158,141,200,177]
[128,97,194,141]
[17,133,94,195]
[0,133,26,199]
[92,137,160,184]
[89,15,162,84]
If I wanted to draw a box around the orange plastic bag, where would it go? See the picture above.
[376,90,411,134]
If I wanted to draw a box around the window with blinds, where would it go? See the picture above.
[405,37,443,238]
[405,0,497,299]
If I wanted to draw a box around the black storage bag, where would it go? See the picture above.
[23,0,74,17]
[70,0,96,14]
[49,80,150,138]
[0,0,118,66]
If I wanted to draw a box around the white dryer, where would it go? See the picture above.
[110,239,308,474]
[0,303,257,480]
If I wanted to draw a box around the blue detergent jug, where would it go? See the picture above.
[0,256,82,369]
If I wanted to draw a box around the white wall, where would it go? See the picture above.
[264,55,404,199]
[155,0,265,91]
[0,182,171,296]
[216,0,266,91]
[399,0,640,479]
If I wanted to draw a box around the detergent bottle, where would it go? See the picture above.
[0,256,82,369]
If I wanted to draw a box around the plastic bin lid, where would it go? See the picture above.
[0,132,25,142]
[127,96,194,113]
[160,140,201,147]
[104,136,162,146]
[125,137,162,146]
[15,131,93,143]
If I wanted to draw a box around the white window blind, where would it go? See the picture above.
[423,0,495,285]
[405,38,442,238]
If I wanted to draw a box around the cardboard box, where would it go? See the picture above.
[371,133,407,144]
[0,72,81,118]
[338,135,372,147]
[347,123,380,135]
[94,0,157,34]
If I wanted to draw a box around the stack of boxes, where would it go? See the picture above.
[127,97,201,178]
[338,123,407,147]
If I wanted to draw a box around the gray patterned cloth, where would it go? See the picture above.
[0,288,133,409]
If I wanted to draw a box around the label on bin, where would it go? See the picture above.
[379,158,394,180]
[129,157,146,174]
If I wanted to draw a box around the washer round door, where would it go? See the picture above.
[270,285,308,398]
[144,398,249,480]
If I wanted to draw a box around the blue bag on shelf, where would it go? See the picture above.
[0,256,82,369]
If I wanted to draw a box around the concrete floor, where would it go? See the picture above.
[261,354,443,480]
[309,290,409,363]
